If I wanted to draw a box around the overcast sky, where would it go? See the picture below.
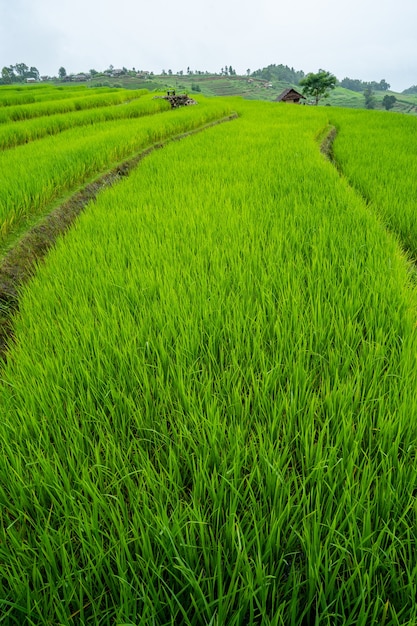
[1,0,416,91]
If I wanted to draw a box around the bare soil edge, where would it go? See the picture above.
[0,112,238,360]
[319,124,338,163]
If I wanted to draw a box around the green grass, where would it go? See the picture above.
[324,87,365,108]
[1,101,417,624]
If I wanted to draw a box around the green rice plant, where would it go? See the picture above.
[329,108,417,258]
[0,84,117,107]
[0,88,148,123]
[1,101,417,624]
[0,94,170,150]
[0,96,235,247]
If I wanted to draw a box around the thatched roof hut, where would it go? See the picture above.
[275,88,306,104]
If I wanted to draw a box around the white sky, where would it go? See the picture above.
[1,0,416,91]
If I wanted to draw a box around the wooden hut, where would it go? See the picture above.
[275,88,306,104]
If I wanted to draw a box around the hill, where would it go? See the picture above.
[88,72,417,114]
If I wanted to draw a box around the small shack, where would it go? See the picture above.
[275,88,306,104]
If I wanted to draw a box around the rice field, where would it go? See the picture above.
[0,95,171,151]
[330,108,417,258]
[1,87,417,625]
[0,87,234,251]
[0,87,150,123]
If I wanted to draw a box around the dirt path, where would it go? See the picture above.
[319,124,337,162]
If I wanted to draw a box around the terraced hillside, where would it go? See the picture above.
[1,87,417,625]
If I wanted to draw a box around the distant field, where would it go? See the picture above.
[1,86,417,625]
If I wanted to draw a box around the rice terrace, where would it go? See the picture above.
[1,82,417,626]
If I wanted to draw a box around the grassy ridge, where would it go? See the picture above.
[1,101,417,624]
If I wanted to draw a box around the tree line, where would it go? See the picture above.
[340,77,390,92]
[1,63,40,84]
[251,64,305,85]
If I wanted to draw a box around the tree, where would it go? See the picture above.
[58,66,67,79]
[340,76,391,93]
[29,66,40,80]
[364,87,376,109]
[340,77,364,91]
[299,69,337,105]
[251,63,305,85]
[382,94,397,110]
[1,67,12,84]
[15,62,29,79]
[378,79,390,91]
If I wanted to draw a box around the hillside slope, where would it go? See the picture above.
[89,73,417,113]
